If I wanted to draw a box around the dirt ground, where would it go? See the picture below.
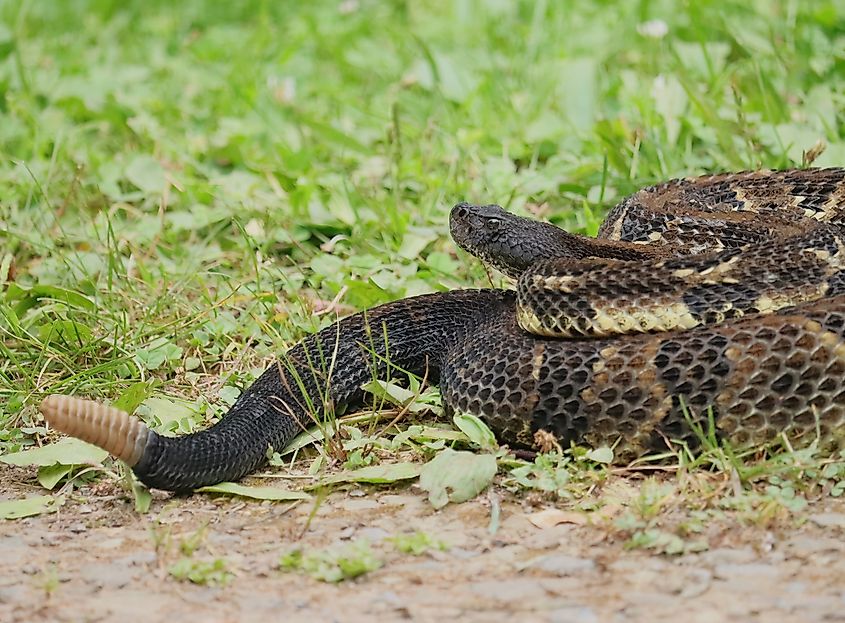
[3,468,845,623]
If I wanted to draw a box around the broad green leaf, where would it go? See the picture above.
[674,41,730,76]
[0,495,63,520]
[8,284,96,315]
[419,449,497,509]
[133,481,152,513]
[280,424,333,457]
[309,253,345,277]
[342,280,390,309]
[22,284,96,309]
[197,482,310,501]
[652,74,687,144]
[413,52,479,103]
[397,228,438,260]
[31,285,96,309]
[1,438,108,467]
[125,154,166,193]
[123,469,152,513]
[0,253,15,285]
[321,462,422,485]
[1,299,22,335]
[135,347,166,370]
[361,380,429,413]
[525,111,567,144]
[137,396,201,435]
[425,252,459,275]
[391,425,467,449]
[3,282,25,301]
[210,170,265,203]
[408,425,467,442]
[585,446,614,464]
[37,319,94,348]
[134,338,183,371]
[0,22,12,58]
[362,379,414,404]
[453,413,498,450]
[292,113,370,154]
[554,58,597,128]
[37,464,74,490]
[113,381,157,414]
[217,385,241,406]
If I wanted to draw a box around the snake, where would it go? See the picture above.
[39,167,845,492]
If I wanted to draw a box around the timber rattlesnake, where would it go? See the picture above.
[40,168,845,491]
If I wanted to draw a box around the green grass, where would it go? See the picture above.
[2,0,845,503]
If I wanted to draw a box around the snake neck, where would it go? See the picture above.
[51,289,514,492]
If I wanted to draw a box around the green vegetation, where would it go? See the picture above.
[2,0,845,531]
[280,539,382,583]
[389,531,449,555]
[280,532,449,582]
[169,557,233,586]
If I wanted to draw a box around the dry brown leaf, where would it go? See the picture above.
[526,508,588,529]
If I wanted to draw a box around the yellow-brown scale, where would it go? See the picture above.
[517,224,845,338]
[443,295,845,459]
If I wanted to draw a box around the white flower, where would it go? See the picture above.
[637,19,669,39]
[339,0,359,14]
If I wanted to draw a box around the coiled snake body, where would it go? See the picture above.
[41,168,845,491]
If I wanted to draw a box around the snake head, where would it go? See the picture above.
[450,202,584,278]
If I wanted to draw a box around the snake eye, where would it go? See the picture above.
[486,217,501,231]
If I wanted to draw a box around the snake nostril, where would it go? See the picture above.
[453,203,470,219]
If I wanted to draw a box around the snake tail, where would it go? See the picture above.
[38,290,507,492]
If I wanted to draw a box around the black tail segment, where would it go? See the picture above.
[123,289,511,492]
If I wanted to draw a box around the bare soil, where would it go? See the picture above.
[3,468,845,623]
